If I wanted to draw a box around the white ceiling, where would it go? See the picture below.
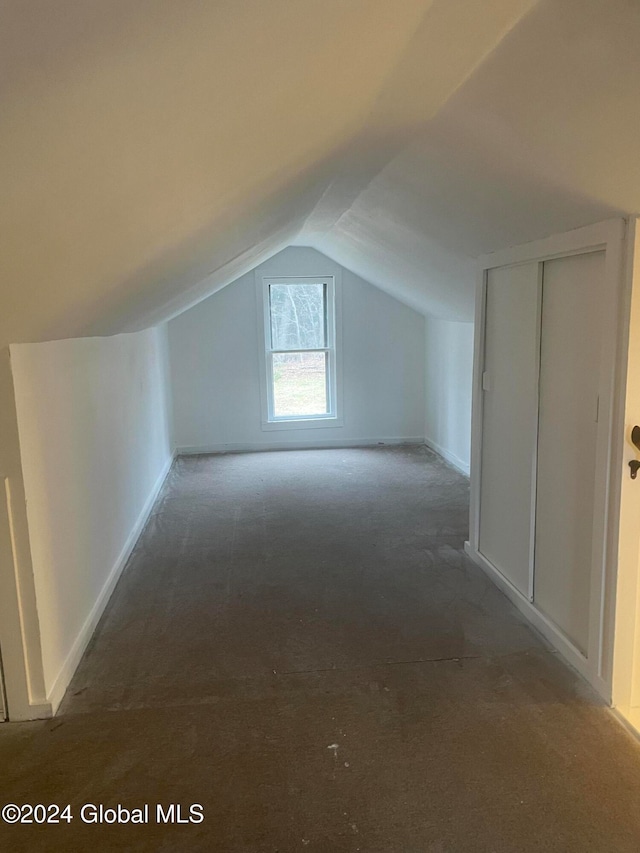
[1,0,638,341]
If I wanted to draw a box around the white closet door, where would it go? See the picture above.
[479,262,540,596]
[534,251,605,654]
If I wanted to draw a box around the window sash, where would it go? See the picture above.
[270,347,330,355]
[268,281,328,352]
[267,349,332,420]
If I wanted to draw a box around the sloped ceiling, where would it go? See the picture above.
[1,0,639,341]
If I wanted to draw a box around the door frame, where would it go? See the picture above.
[611,216,640,729]
[465,218,626,701]
[0,469,51,721]
[0,645,7,721]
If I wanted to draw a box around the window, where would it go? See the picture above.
[258,276,341,428]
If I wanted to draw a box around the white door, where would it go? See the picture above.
[533,251,605,654]
[478,262,540,596]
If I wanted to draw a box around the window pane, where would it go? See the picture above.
[272,351,328,417]
[269,283,326,350]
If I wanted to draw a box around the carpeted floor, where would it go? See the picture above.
[1,446,640,851]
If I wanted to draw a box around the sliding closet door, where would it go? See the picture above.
[479,262,540,596]
[534,251,605,654]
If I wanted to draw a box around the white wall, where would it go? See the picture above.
[168,247,425,451]
[10,326,172,708]
[424,318,474,475]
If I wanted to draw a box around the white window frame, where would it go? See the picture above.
[256,275,343,431]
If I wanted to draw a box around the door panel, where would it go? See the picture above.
[479,262,540,595]
[534,251,605,653]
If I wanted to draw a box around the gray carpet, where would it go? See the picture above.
[1,446,640,851]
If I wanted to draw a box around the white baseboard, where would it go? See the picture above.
[46,451,175,715]
[177,437,426,455]
[424,437,470,477]
[464,541,610,703]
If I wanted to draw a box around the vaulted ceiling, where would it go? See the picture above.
[1,0,639,343]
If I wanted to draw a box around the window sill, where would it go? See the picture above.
[261,416,344,432]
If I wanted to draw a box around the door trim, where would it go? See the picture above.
[611,217,640,726]
[0,473,51,721]
[0,646,7,721]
